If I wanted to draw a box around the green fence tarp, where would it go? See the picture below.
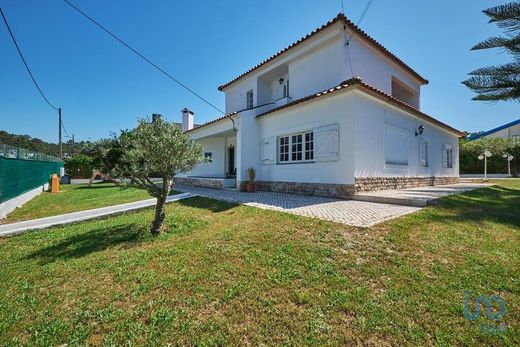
[0,157,63,203]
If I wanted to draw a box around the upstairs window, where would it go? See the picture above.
[204,152,213,163]
[419,139,428,167]
[279,131,314,163]
[246,90,254,109]
[391,77,418,108]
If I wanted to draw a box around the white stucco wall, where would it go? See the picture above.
[345,31,421,107]
[256,92,357,185]
[222,21,425,114]
[180,134,237,179]
[288,37,346,100]
[351,91,459,177]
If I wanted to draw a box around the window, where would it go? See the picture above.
[279,136,289,162]
[291,134,303,161]
[204,152,213,163]
[512,135,519,145]
[305,132,314,160]
[419,139,428,167]
[246,90,254,109]
[442,145,454,168]
[385,126,409,166]
[279,131,314,163]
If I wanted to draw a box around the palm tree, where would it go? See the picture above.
[462,2,520,102]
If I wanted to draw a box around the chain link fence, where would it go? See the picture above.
[0,143,61,162]
[0,143,63,203]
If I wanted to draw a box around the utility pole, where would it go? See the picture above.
[58,107,62,159]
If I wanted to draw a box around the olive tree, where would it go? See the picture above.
[117,117,204,235]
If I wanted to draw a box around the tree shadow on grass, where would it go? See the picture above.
[425,185,520,228]
[26,223,148,264]
[176,196,237,213]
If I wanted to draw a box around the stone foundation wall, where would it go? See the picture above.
[355,176,460,192]
[240,180,355,199]
[174,177,224,189]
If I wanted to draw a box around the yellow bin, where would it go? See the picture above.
[51,174,60,193]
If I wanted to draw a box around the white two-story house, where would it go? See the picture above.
[176,13,464,198]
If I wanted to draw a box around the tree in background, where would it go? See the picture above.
[116,117,203,235]
[63,154,94,178]
[460,137,519,176]
[462,2,520,102]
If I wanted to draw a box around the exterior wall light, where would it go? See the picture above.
[415,125,424,137]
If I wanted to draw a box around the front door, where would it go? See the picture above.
[228,146,235,177]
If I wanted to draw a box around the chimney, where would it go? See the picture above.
[181,108,194,131]
[152,113,162,123]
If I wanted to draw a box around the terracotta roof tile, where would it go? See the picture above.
[218,13,428,91]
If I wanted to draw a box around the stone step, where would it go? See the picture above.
[351,194,429,207]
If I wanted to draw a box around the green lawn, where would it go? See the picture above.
[3,183,152,223]
[0,181,518,346]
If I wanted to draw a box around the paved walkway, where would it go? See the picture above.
[1,183,490,237]
[0,193,193,238]
[175,185,421,227]
[352,183,491,207]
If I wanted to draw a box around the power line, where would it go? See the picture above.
[61,119,71,138]
[344,0,375,77]
[63,0,226,115]
[356,0,374,27]
[0,8,59,111]
[347,0,375,43]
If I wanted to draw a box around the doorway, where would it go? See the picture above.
[228,146,235,178]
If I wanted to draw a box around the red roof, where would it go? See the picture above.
[256,77,464,137]
[218,13,428,91]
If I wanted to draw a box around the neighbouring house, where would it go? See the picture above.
[175,13,464,198]
[467,118,520,144]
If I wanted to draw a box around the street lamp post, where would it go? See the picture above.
[502,153,514,177]
[478,150,492,180]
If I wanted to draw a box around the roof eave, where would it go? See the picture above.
[218,13,428,91]
[256,78,463,137]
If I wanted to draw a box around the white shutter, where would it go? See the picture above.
[442,145,453,168]
[262,137,276,165]
[314,123,339,162]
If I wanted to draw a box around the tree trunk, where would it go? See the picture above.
[151,196,166,236]
[150,177,172,236]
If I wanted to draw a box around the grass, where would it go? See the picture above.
[3,183,166,223]
[0,181,518,346]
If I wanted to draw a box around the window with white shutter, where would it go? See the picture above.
[314,123,339,162]
[419,138,428,167]
[262,137,276,165]
[442,144,454,168]
[384,126,409,166]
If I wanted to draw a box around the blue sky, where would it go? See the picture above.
[0,0,518,143]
